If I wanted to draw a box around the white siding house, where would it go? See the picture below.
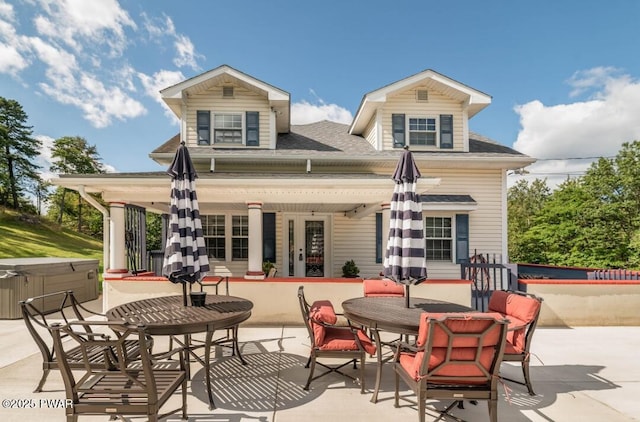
[52,65,535,280]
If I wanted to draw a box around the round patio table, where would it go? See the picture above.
[106,294,253,409]
[342,296,474,403]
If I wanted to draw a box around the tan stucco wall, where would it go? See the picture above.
[523,282,640,326]
[103,279,472,326]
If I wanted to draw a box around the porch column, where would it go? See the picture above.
[381,202,391,260]
[245,202,265,279]
[106,202,129,277]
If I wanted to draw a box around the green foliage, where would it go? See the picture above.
[509,140,640,269]
[0,97,42,210]
[146,213,163,251]
[341,259,360,277]
[0,206,103,268]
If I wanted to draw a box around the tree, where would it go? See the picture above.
[0,97,42,210]
[507,178,551,262]
[49,136,105,234]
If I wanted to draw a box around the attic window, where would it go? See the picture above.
[223,86,234,97]
[416,90,428,102]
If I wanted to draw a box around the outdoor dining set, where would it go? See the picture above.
[18,277,542,422]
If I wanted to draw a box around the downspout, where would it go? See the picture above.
[77,186,110,272]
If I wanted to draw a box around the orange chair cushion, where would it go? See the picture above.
[488,291,541,353]
[309,300,338,345]
[363,279,405,297]
[404,312,505,383]
[318,327,377,355]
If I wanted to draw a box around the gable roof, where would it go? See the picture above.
[160,64,291,133]
[349,69,492,134]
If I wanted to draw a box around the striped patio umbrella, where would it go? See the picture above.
[383,147,427,307]
[162,142,210,306]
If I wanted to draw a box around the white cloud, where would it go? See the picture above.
[138,69,185,122]
[0,43,28,74]
[33,0,136,56]
[513,68,640,188]
[141,12,202,70]
[291,99,353,125]
[173,34,202,70]
[35,135,56,182]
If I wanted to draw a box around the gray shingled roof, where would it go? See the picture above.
[151,120,525,157]
[420,194,476,203]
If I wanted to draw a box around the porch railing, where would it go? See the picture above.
[459,253,517,311]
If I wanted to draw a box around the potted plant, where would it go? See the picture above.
[262,260,275,276]
[342,259,360,278]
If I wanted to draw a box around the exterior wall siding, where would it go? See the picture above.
[332,213,380,278]
[185,85,271,148]
[381,88,464,151]
[363,116,377,149]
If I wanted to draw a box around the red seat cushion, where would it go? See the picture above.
[488,291,541,353]
[402,312,505,383]
[363,279,405,297]
[319,327,377,355]
[309,300,338,345]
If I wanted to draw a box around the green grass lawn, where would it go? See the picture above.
[0,207,103,268]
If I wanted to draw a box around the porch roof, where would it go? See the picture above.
[54,172,442,215]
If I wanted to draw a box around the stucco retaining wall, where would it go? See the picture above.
[103,277,472,326]
[520,280,640,326]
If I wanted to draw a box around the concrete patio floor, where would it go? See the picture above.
[1,297,639,421]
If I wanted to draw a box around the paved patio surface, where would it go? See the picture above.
[1,297,639,421]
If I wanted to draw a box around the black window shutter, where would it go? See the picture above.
[262,213,276,262]
[440,114,453,149]
[246,111,259,146]
[455,214,469,263]
[197,110,210,145]
[392,114,405,148]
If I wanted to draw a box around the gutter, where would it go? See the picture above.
[78,186,110,272]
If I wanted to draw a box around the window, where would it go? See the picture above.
[197,111,210,145]
[202,215,225,260]
[232,215,249,260]
[425,217,452,261]
[214,114,242,144]
[409,117,437,146]
[392,114,453,149]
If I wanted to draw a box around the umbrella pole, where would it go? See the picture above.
[406,284,410,308]
[182,282,187,306]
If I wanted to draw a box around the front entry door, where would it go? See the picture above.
[284,215,330,277]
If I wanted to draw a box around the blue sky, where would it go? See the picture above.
[2,0,640,188]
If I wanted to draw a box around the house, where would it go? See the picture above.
[52,65,535,280]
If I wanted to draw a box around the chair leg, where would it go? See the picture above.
[522,359,535,395]
[488,398,498,422]
[304,356,316,390]
[34,369,49,392]
[359,354,365,394]
[394,371,400,408]
[418,392,426,422]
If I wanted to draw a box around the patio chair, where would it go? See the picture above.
[297,285,376,392]
[20,290,146,392]
[394,312,508,422]
[51,320,187,421]
[487,289,543,395]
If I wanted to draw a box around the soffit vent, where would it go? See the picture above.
[416,89,429,102]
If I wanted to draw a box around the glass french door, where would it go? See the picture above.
[284,214,330,277]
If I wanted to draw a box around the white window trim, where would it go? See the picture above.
[424,213,454,263]
[407,115,439,148]
[212,112,245,146]
[202,212,249,262]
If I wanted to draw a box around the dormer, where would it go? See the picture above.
[160,65,290,149]
[349,69,491,152]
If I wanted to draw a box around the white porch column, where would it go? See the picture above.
[245,202,265,279]
[381,202,391,258]
[106,202,129,278]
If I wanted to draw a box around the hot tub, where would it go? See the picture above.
[0,258,99,319]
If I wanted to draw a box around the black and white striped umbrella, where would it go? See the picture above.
[162,142,210,305]
[383,147,427,306]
